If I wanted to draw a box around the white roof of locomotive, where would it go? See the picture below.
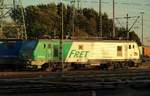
[37,39,137,44]
[59,39,136,43]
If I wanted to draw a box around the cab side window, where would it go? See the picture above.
[44,44,46,48]
[117,46,122,56]
[129,45,131,49]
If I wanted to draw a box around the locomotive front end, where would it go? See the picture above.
[19,40,38,69]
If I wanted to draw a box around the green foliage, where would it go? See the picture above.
[10,3,141,45]
[129,31,141,45]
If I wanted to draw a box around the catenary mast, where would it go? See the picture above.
[0,0,27,39]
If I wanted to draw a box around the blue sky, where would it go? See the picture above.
[23,0,150,45]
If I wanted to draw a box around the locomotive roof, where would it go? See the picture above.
[38,39,136,43]
[0,39,137,43]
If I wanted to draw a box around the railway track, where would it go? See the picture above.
[0,68,149,78]
[0,69,150,94]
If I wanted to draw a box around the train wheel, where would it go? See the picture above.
[128,61,135,67]
[134,63,140,67]
[113,63,118,69]
[41,63,54,72]
[63,63,73,71]
[99,63,108,70]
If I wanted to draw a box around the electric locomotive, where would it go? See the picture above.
[19,39,141,71]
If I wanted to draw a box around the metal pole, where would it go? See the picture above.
[19,0,27,39]
[71,0,75,39]
[77,0,80,40]
[140,12,144,62]
[0,0,4,39]
[112,0,115,38]
[77,0,80,11]
[61,0,64,73]
[126,13,129,40]
[99,0,102,38]
[141,12,144,45]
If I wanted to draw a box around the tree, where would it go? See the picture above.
[129,31,141,45]
[10,3,141,45]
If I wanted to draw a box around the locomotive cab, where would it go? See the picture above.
[19,40,53,70]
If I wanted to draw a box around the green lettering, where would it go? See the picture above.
[69,50,89,58]
[79,51,84,58]
[85,51,89,57]
[74,51,80,58]
[69,50,76,57]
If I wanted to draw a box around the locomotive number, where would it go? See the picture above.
[69,50,89,58]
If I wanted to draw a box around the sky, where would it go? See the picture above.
[22,0,150,45]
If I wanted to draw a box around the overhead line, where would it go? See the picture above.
[60,0,150,6]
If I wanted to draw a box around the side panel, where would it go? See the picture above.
[65,42,91,63]
[65,41,140,63]
[90,42,118,59]
[34,40,52,60]
[63,41,72,60]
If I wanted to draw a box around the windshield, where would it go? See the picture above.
[21,40,37,51]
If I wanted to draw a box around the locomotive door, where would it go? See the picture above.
[52,44,60,61]
[46,43,52,60]
[124,44,128,59]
